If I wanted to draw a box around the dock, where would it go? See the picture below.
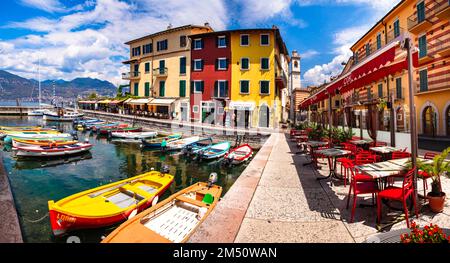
[0,152,23,243]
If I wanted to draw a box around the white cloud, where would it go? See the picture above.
[20,0,68,13]
[301,49,319,59]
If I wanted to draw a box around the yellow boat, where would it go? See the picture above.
[0,125,42,131]
[12,138,78,148]
[1,130,60,135]
[48,170,174,236]
[102,181,222,243]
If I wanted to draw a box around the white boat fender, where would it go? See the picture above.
[128,209,138,220]
[151,195,159,206]
[197,207,208,220]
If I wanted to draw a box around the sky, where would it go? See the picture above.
[0,0,401,87]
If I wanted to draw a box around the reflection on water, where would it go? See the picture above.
[0,116,252,243]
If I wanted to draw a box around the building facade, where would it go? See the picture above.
[122,24,213,120]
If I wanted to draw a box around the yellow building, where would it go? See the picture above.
[122,24,213,120]
[229,28,289,128]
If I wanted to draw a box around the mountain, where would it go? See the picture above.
[0,70,117,100]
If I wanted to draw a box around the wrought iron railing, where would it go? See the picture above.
[121,71,140,79]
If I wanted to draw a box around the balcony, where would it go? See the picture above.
[386,28,405,44]
[416,75,450,94]
[407,7,433,34]
[435,0,450,20]
[275,70,288,88]
[122,71,140,80]
[153,67,168,77]
[431,37,450,57]
[418,51,434,64]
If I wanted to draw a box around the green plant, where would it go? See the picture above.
[401,221,449,243]
[416,147,450,196]
[378,98,387,111]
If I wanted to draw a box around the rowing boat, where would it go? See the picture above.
[223,144,253,165]
[12,138,78,148]
[141,134,183,148]
[182,137,213,155]
[110,131,157,139]
[101,182,222,243]
[14,142,93,157]
[98,126,139,134]
[48,170,174,236]
[166,136,201,150]
[3,133,73,144]
[197,141,231,159]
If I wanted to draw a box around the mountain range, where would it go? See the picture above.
[0,70,117,100]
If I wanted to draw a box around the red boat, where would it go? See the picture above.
[99,127,142,134]
[223,144,253,165]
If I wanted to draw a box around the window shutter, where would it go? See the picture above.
[214,81,218,97]
[225,58,229,70]
[225,36,229,47]
[201,39,204,49]
[201,81,205,93]
[215,37,218,48]
[201,60,204,70]
[215,59,218,71]
[190,81,194,94]
[225,81,229,97]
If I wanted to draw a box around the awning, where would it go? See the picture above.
[229,101,256,111]
[125,98,150,105]
[98,99,111,104]
[122,58,138,64]
[148,98,176,106]
[109,99,125,105]
[78,100,96,104]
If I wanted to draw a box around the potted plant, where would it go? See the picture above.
[400,221,449,243]
[416,147,450,213]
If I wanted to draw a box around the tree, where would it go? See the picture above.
[88,92,98,99]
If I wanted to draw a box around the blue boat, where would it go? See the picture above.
[182,137,213,156]
[197,141,231,160]
[141,134,182,148]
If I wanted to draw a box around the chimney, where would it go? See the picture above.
[167,23,172,29]
[204,22,210,27]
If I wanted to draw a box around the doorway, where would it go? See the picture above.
[423,106,435,136]
[259,104,269,128]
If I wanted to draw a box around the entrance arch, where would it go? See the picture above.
[446,105,450,136]
[419,101,439,136]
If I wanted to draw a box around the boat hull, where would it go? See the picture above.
[14,144,92,157]
[44,113,84,122]
[110,131,157,139]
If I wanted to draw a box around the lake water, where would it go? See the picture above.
[0,116,252,243]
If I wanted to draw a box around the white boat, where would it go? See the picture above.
[43,111,84,121]
[166,136,201,150]
[28,109,51,116]
[6,133,73,141]
[14,142,93,157]
[110,131,157,139]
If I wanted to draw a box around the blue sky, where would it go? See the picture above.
[0,0,400,86]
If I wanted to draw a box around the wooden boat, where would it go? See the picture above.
[166,136,201,151]
[1,125,43,131]
[91,122,122,132]
[14,142,93,157]
[182,137,213,155]
[43,111,84,121]
[141,134,183,148]
[101,182,222,243]
[48,170,174,236]
[110,131,157,139]
[223,144,253,165]
[3,133,73,144]
[1,130,61,135]
[84,121,107,130]
[197,141,231,160]
[12,138,78,148]
[99,127,142,135]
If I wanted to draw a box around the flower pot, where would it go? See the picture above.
[427,192,446,213]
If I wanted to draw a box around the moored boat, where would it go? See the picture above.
[43,111,84,122]
[182,137,213,156]
[48,170,174,236]
[14,142,93,157]
[166,136,201,151]
[110,131,157,139]
[12,138,78,148]
[3,133,73,143]
[141,134,183,148]
[101,180,222,243]
[197,141,231,160]
[223,144,253,165]
[99,126,142,134]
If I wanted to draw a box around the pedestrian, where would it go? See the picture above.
[161,138,167,152]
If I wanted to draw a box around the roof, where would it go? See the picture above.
[350,0,406,50]
[125,24,213,45]
[188,27,289,55]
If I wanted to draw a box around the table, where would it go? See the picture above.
[315,148,351,185]
[350,139,373,150]
[302,141,329,166]
[370,146,402,161]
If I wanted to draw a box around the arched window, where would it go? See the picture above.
[294,61,298,68]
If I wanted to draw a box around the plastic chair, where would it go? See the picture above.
[418,152,438,198]
[377,167,418,228]
[346,165,379,223]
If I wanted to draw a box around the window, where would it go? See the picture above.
[193,105,199,113]
[214,81,229,98]
[241,58,249,70]
[179,80,186,97]
[179,57,186,75]
[217,58,227,70]
[145,82,150,97]
[217,36,226,48]
[180,35,187,47]
[396,78,402,99]
[156,39,168,51]
[132,46,141,57]
[260,34,269,46]
[193,39,203,50]
[134,83,139,96]
[240,34,249,46]
[193,59,203,71]
[367,87,372,100]
[354,51,359,64]
[193,80,204,93]
[240,80,250,94]
[145,62,150,73]
[418,34,427,58]
[376,34,382,50]
[159,81,165,97]
[260,81,270,95]
[378,83,383,98]
[261,58,269,70]
[365,43,371,57]
[335,100,340,107]
[419,69,428,92]
[393,20,400,38]
[417,1,425,23]
[159,60,165,74]
[143,43,152,54]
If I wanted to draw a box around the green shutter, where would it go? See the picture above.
[180,57,186,75]
[145,63,150,73]
[394,20,400,37]
[417,2,425,23]
[179,80,186,97]
[159,81,165,97]
[419,35,427,58]
[420,70,428,92]
[377,34,381,50]
[378,84,383,98]
[396,78,402,98]
[134,83,139,96]
[145,82,150,97]
[159,60,165,74]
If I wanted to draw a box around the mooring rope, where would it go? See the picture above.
[22,212,49,223]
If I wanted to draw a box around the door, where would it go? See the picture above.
[423,106,435,136]
[417,1,425,23]
[159,60,165,74]
[159,81,165,97]
[259,104,269,128]
[180,102,189,121]
[133,64,139,77]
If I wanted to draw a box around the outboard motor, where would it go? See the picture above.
[196,150,204,161]
[84,138,90,144]
[71,130,78,140]
[207,172,218,188]
[183,144,193,156]
[160,164,170,175]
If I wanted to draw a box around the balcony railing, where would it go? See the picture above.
[407,5,434,33]
[386,27,405,44]
[153,67,168,77]
[416,75,450,93]
[122,71,140,80]
[355,28,404,66]
[435,0,450,20]
[275,70,288,87]
[430,37,450,57]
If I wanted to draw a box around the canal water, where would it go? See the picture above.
[0,116,254,243]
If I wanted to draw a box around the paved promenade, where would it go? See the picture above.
[190,132,450,243]
[0,152,23,243]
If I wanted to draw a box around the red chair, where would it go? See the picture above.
[391,151,411,160]
[354,155,378,182]
[418,152,438,198]
[337,143,357,186]
[346,165,379,223]
[377,167,418,228]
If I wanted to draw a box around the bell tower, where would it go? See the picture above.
[289,50,301,122]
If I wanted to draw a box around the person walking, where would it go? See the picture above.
[161,138,167,152]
